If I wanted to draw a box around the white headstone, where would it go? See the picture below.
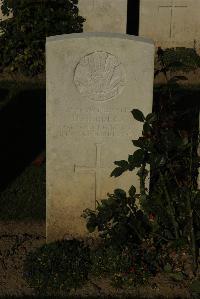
[139,0,200,49]
[0,0,4,20]
[0,0,12,21]
[46,33,154,242]
[78,0,127,33]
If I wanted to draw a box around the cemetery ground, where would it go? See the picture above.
[0,76,199,299]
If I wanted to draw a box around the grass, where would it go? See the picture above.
[0,162,45,221]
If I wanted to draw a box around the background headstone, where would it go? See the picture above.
[0,0,5,21]
[140,1,200,192]
[139,0,200,50]
[0,0,12,21]
[46,33,154,242]
[0,0,12,36]
[78,0,127,33]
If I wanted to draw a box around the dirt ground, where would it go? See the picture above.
[0,221,192,298]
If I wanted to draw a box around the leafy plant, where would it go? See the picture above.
[154,47,200,274]
[82,187,151,248]
[83,47,200,281]
[90,241,159,288]
[110,107,199,273]
[106,47,200,275]
[23,239,91,295]
[0,0,85,76]
[155,47,200,75]
[90,245,133,277]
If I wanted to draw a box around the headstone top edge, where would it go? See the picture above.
[46,32,155,46]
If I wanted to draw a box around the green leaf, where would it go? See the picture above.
[131,109,145,122]
[146,113,157,123]
[114,160,129,169]
[103,198,116,206]
[101,199,109,205]
[86,224,96,233]
[110,167,126,177]
[114,189,126,198]
[128,154,134,163]
[128,185,136,198]
[131,149,145,166]
[81,208,94,218]
[143,122,152,135]
[86,220,97,233]
[132,137,146,148]
[128,149,145,171]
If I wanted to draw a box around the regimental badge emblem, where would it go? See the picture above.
[74,51,126,101]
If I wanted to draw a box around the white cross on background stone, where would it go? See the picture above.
[159,1,187,38]
[74,143,108,206]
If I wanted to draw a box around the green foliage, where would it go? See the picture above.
[108,47,200,276]
[82,187,151,247]
[154,49,200,270]
[190,280,200,297]
[131,109,145,122]
[83,47,200,281]
[155,47,200,75]
[0,0,85,76]
[111,270,149,289]
[23,239,91,295]
[91,245,134,276]
[111,107,200,268]
[102,48,200,275]
[90,241,159,288]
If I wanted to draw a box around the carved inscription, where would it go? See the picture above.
[59,107,133,138]
[74,51,126,101]
[60,124,133,137]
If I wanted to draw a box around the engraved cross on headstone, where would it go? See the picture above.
[74,143,108,206]
[159,1,187,39]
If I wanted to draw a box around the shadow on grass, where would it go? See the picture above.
[0,163,45,220]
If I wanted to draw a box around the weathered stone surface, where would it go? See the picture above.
[46,33,154,242]
[78,0,127,33]
[0,0,12,21]
[0,0,4,21]
[139,0,200,50]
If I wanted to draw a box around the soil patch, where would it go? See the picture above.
[0,221,192,298]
